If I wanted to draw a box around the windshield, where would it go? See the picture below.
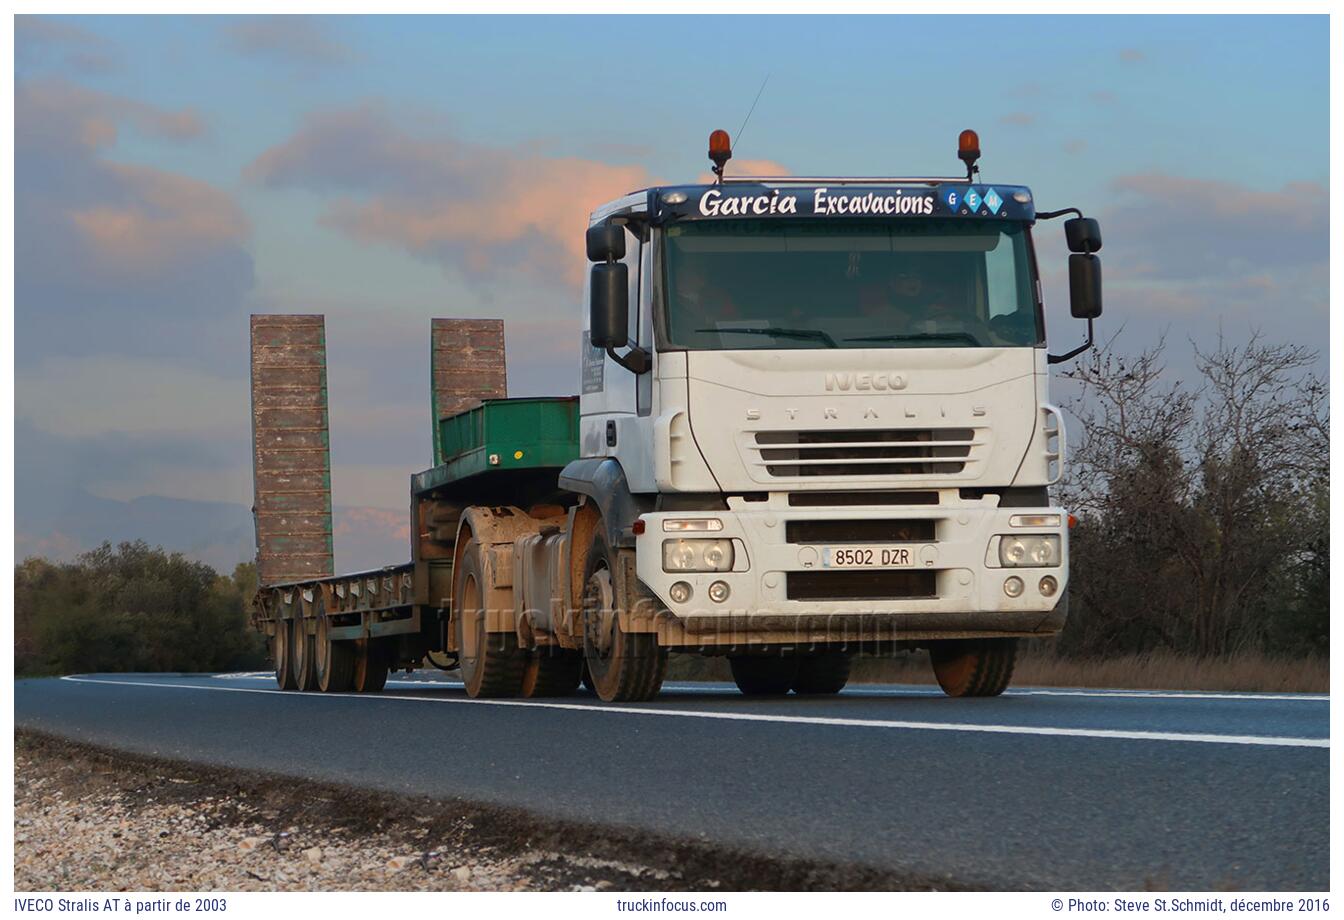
[660,218,1041,350]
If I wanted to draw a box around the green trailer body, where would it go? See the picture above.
[412,396,580,498]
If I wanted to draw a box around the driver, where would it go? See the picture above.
[674,262,739,328]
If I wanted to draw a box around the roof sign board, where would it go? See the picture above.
[650,184,1035,223]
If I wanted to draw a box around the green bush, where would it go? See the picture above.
[15,541,266,676]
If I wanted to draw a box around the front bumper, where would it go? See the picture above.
[634,492,1069,643]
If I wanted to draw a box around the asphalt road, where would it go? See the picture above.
[14,672,1329,890]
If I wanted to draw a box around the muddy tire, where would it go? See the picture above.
[291,608,317,692]
[929,638,1018,697]
[314,597,354,693]
[351,639,388,693]
[792,651,852,695]
[582,528,666,703]
[520,647,583,698]
[454,540,524,698]
[729,655,798,695]
[272,616,297,690]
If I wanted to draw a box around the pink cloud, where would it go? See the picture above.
[18,80,203,153]
[70,163,249,272]
[249,106,788,287]
[324,154,651,285]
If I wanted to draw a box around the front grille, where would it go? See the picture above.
[788,490,939,506]
[752,428,975,478]
[785,519,936,544]
[787,569,937,601]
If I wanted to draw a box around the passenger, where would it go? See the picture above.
[674,263,740,330]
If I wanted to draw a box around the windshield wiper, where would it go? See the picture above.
[845,332,983,347]
[695,327,838,348]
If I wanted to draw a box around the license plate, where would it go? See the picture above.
[822,545,918,569]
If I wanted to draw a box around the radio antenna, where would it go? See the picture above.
[733,74,770,154]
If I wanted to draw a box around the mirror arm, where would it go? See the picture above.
[1036,207,1084,221]
[606,344,651,375]
[1047,318,1094,365]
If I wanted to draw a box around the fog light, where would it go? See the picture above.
[708,580,731,603]
[1003,576,1024,598]
[1039,575,1058,597]
[669,581,692,604]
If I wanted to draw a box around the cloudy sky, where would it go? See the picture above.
[14,14,1329,567]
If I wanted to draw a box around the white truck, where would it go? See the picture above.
[251,128,1103,703]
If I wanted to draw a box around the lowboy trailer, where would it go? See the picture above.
[250,129,1105,702]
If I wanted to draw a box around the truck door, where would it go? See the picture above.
[579,225,641,457]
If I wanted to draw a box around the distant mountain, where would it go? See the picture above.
[15,490,410,576]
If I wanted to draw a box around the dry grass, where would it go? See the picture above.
[668,649,1328,693]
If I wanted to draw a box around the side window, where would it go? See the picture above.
[624,228,641,346]
[637,236,653,416]
[983,229,1021,319]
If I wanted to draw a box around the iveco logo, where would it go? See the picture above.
[824,372,908,392]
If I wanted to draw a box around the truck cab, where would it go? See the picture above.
[562,131,1103,697]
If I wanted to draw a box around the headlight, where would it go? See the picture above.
[662,538,734,572]
[998,534,1060,567]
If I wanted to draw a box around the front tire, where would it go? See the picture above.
[792,651,852,695]
[729,656,798,695]
[929,638,1018,697]
[581,528,665,703]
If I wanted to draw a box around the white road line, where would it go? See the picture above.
[207,673,1329,702]
[1005,688,1328,702]
[59,676,1328,749]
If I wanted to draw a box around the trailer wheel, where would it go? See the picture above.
[454,540,524,698]
[291,608,318,691]
[351,639,388,693]
[272,617,297,690]
[520,647,583,698]
[792,652,852,695]
[581,529,666,703]
[315,598,354,693]
[729,655,798,695]
[929,638,1018,697]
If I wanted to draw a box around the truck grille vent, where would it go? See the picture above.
[786,570,937,601]
[785,519,936,544]
[788,491,939,507]
[752,428,975,478]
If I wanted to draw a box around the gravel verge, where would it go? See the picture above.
[14,730,965,892]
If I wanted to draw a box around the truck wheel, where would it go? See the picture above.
[291,610,317,691]
[729,655,798,695]
[315,598,354,693]
[272,617,297,690]
[351,639,388,693]
[582,529,666,703]
[929,638,1018,697]
[792,652,852,695]
[454,540,524,698]
[520,647,583,698]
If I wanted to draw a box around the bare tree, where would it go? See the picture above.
[1057,334,1327,659]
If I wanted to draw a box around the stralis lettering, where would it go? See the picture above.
[699,188,799,216]
[814,187,934,215]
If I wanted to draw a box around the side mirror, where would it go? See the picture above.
[590,262,629,349]
[586,223,626,263]
[1068,253,1103,319]
[1064,217,1102,254]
